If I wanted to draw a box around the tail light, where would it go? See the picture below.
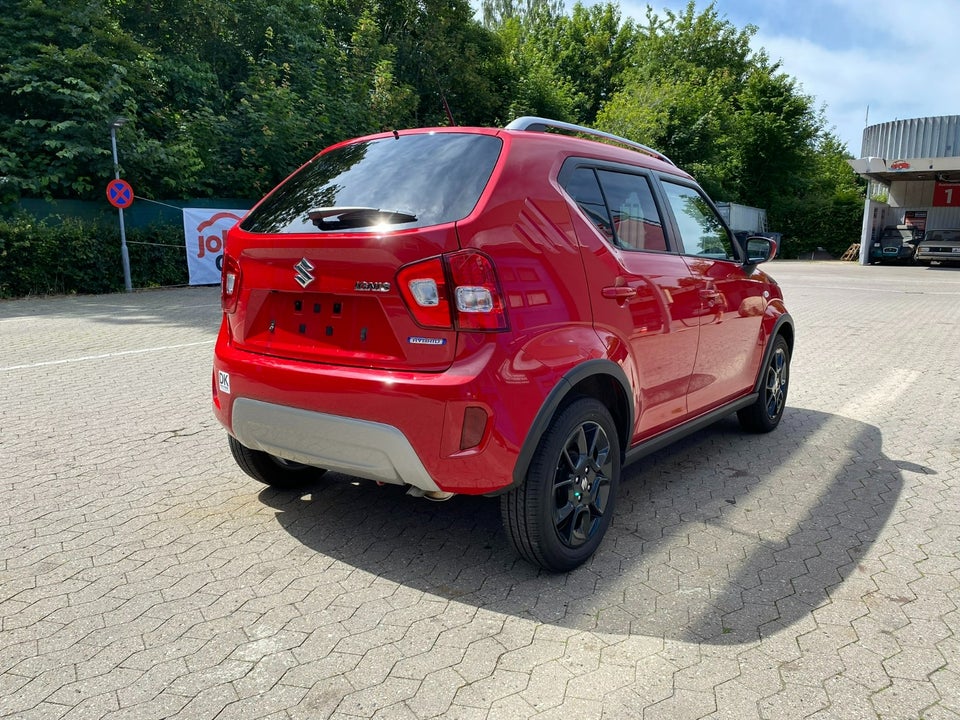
[221,253,241,313]
[397,250,508,332]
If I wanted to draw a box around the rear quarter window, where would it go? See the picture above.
[559,163,669,252]
[241,133,503,234]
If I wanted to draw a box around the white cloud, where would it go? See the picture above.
[754,7,960,154]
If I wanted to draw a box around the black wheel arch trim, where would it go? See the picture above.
[505,359,634,493]
[754,313,794,395]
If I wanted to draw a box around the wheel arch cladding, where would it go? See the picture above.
[510,359,633,489]
[755,313,794,394]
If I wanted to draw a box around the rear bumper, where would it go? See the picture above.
[231,398,441,491]
[212,328,544,495]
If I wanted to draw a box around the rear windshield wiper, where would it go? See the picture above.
[307,207,417,230]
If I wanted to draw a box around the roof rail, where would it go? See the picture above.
[504,116,675,166]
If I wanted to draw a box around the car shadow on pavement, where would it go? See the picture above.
[258,406,910,645]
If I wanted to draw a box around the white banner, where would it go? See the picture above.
[182,208,246,285]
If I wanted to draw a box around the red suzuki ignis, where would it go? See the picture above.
[213,117,794,571]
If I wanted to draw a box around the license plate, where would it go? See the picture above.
[952,247,960,253]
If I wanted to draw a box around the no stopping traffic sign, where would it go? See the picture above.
[106,179,134,209]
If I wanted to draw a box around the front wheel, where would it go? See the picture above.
[501,398,621,572]
[738,335,790,433]
[228,435,327,489]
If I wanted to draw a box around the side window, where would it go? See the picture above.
[660,180,736,260]
[562,167,615,243]
[595,170,668,252]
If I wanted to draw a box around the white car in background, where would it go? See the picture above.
[915,229,960,266]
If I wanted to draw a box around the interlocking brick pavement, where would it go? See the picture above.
[1,261,959,719]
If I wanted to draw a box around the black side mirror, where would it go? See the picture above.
[744,236,776,265]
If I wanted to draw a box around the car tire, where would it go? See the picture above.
[228,435,327,489]
[501,397,620,572]
[738,335,790,433]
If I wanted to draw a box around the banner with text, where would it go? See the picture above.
[183,208,246,285]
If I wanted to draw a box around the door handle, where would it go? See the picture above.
[602,286,638,300]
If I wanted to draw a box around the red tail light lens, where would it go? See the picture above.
[221,253,241,313]
[397,257,452,329]
[446,251,508,331]
[397,250,508,332]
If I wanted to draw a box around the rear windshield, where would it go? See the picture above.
[240,132,502,234]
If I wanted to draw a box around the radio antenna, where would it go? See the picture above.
[433,73,456,126]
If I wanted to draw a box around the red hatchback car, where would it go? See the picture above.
[213,117,794,571]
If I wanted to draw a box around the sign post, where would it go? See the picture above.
[109,118,133,292]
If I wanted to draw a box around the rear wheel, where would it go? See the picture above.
[228,435,327,489]
[738,335,790,433]
[501,398,620,572]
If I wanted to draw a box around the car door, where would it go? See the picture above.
[657,178,769,414]
[560,162,702,440]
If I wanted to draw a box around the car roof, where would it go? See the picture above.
[501,125,691,179]
[324,120,692,182]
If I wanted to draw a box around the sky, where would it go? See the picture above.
[614,0,960,155]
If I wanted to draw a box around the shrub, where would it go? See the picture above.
[0,212,188,298]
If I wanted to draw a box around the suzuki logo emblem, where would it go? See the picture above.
[294,258,315,288]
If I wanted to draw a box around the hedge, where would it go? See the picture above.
[0,213,189,298]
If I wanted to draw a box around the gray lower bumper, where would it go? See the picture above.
[230,398,441,492]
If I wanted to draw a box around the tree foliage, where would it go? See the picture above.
[0,0,153,200]
[0,0,864,254]
[598,1,863,254]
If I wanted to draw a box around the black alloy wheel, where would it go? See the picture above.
[501,397,621,572]
[738,334,790,433]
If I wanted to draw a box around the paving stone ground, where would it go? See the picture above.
[1,260,959,719]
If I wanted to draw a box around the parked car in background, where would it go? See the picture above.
[915,228,960,266]
[869,224,923,264]
[212,117,794,572]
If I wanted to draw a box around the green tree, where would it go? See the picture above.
[481,0,565,29]
[775,134,866,257]
[597,0,863,251]
[352,0,506,127]
[597,2,756,196]
[490,2,578,122]
[115,0,369,197]
[486,1,636,125]
[0,0,865,259]
[0,0,202,200]
[544,3,638,124]
[728,60,819,210]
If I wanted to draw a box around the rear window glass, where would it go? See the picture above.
[241,133,503,234]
